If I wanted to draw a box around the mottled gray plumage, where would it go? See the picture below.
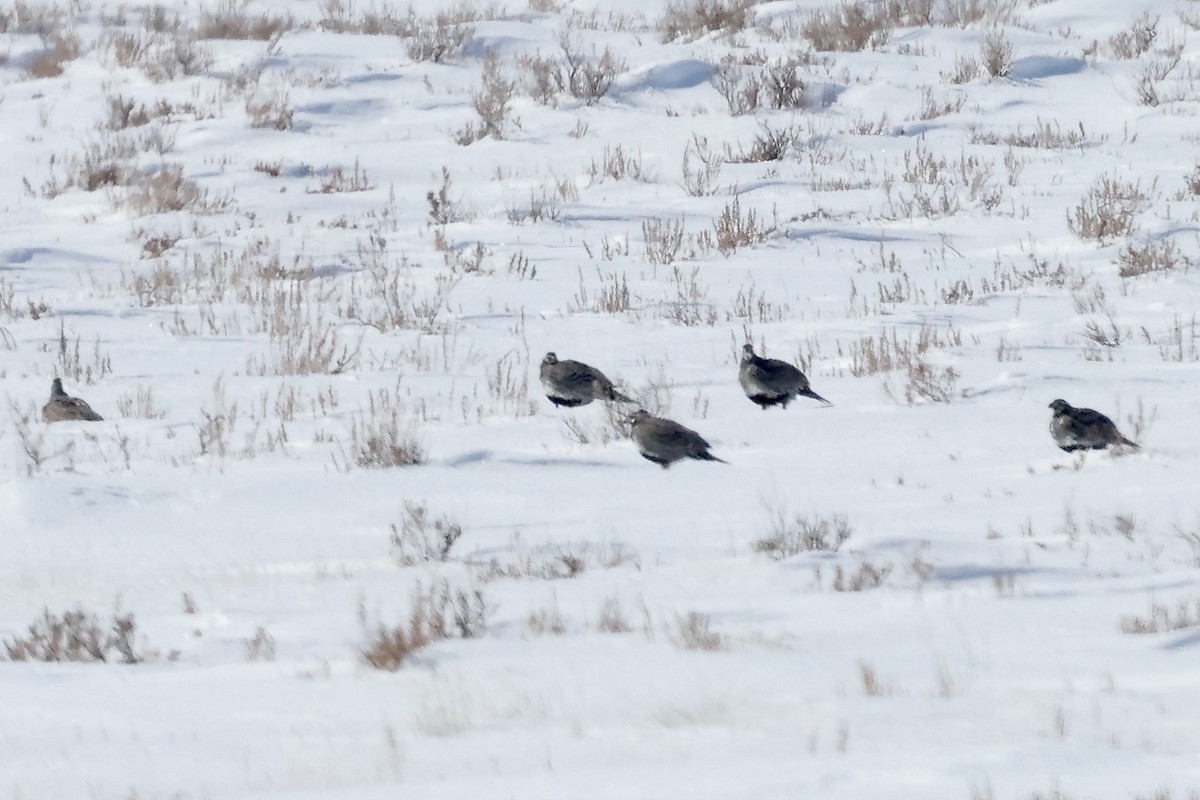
[738,343,829,409]
[628,409,727,469]
[1048,399,1137,452]
[42,378,103,423]
[540,352,633,408]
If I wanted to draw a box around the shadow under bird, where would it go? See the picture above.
[42,378,104,423]
[1048,399,1138,452]
[628,409,727,469]
[540,352,634,407]
[738,343,830,409]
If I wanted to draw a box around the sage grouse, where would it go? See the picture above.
[540,352,633,408]
[738,343,829,409]
[628,409,727,469]
[1048,399,1138,452]
[42,378,104,423]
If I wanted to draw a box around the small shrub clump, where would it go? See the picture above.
[4,607,152,664]
[360,581,489,670]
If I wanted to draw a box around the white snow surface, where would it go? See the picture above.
[3,0,1200,796]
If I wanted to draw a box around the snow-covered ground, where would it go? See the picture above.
[3,0,1200,796]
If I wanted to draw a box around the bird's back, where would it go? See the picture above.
[742,354,803,394]
[545,360,598,391]
[43,395,102,423]
[1051,403,1129,449]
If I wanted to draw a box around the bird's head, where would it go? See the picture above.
[1048,399,1070,412]
[741,343,756,362]
[626,409,651,425]
[542,352,558,366]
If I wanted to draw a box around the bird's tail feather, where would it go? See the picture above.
[800,388,832,405]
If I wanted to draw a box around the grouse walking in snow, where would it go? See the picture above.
[738,343,829,409]
[540,352,633,408]
[42,378,104,423]
[1047,399,1137,452]
[628,409,727,469]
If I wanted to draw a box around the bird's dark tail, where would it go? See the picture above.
[608,388,636,404]
[1118,435,1140,450]
[697,451,729,464]
[800,388,832,405]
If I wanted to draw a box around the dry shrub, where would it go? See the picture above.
[337,249,457,334]
[642,216,687,265]
[800,0,1014,50]
[319,0,476,59]
[506,189,562,224]
[1184,162,1200,197]
[885,142,1002,219]
[671,611,725,650]
[885,356,961,405]
[681,134,724,196]
[197,1,294,40]
[4,607,151,664]
[116,385,167,419]
[1067,175,1154,242]
[1157,314,1199,363]
[359,581,489,670]
[0,1,73,35]
[391,501,463,565]
[712,57,814,115]
[713,195,776,253]
[40,143,135,198]
[941,0,1019,27]
[123,163,232,216]
[755,511,852,560]
[52,322,112,386]
[833,561,892,591]
[404,8,475,63]
[802,1,893,52]
[918,87,966,120]
[521,37,625,106]
[319,0,410,34]
[596,597,632,633]
[1134,47,1183,107]
[345,411,425,468]
[587,144,647,182]
[1106,11,1158,59]
[245,90,294,130]
[475,536,638,581]
[1120,597,1200,634]
[26,30,82,78]
[859,661,892,696]
[308,159,373,193]
[248,312,360,377]
[568,267,633,314]
[105,94,155,130]
[427,167,464,225]
[244,626,277,661]
[0,278,49,321]
[980,28,1013,77]
[659,264,718,326]
[726,121,804,162]
[659,0,755,43]
[1001,118,1087,150]
[455,52,516,144]
[1118,237,1189,278]
[134,33,215,82]
[104,30,149,68]
[943,53,979,84]
[526,603,568,636]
